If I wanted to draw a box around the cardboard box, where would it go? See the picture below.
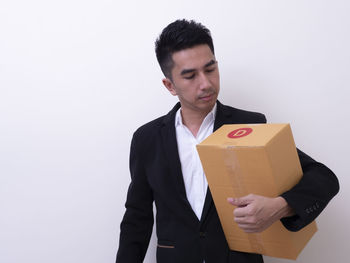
[196,123,317,260]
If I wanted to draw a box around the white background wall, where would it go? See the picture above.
[0,1,349,262]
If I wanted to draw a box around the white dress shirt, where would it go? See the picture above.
[175,103,217,220]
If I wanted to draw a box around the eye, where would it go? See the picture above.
[184,74,195,80]
[206,67,216,73]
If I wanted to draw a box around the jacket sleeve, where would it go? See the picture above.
[280,148,339,231]
[116,131,154,262]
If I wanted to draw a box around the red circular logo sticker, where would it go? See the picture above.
[227,128,253,139]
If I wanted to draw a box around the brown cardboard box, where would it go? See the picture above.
[196,123,317,260]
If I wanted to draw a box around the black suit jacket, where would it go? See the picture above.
[116,101,339,263]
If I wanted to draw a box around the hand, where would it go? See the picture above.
[227,194,294,233]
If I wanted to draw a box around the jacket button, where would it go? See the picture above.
[199,232,206,238]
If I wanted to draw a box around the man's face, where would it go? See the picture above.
[163,44,220,116]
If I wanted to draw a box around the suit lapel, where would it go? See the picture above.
[200,101,237,223]
[160,103,199,223]
[160,101,240,225]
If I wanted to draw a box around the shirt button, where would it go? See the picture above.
[199,232,206,238]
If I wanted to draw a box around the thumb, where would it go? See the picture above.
[227,195,253,207]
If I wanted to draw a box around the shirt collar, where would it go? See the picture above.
[175,102,217,127]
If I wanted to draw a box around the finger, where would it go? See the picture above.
[233,206,252,217]
[227,197,238,206]
[227,196,251,207]
[236,194,256,206]
[234,216,252,224]
[236,223,259,233]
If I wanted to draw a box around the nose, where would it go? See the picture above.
[198,72,211,90]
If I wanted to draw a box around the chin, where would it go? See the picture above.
[199,100,216,111]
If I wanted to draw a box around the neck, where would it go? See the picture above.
[180,107,212,137]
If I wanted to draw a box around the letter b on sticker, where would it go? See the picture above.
[227,128,253,139]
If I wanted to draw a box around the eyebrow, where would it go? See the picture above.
[204,59,217,68]
[180,59,217,76]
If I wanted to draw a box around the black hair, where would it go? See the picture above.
[155,19,214,80]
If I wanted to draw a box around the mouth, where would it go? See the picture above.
[199,93,214,101]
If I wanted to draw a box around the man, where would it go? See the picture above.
[116,19,339,263]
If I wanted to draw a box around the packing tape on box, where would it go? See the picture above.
[224,146,245,197]
[224,146,266,254]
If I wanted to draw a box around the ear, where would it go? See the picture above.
[162,78,177,96]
